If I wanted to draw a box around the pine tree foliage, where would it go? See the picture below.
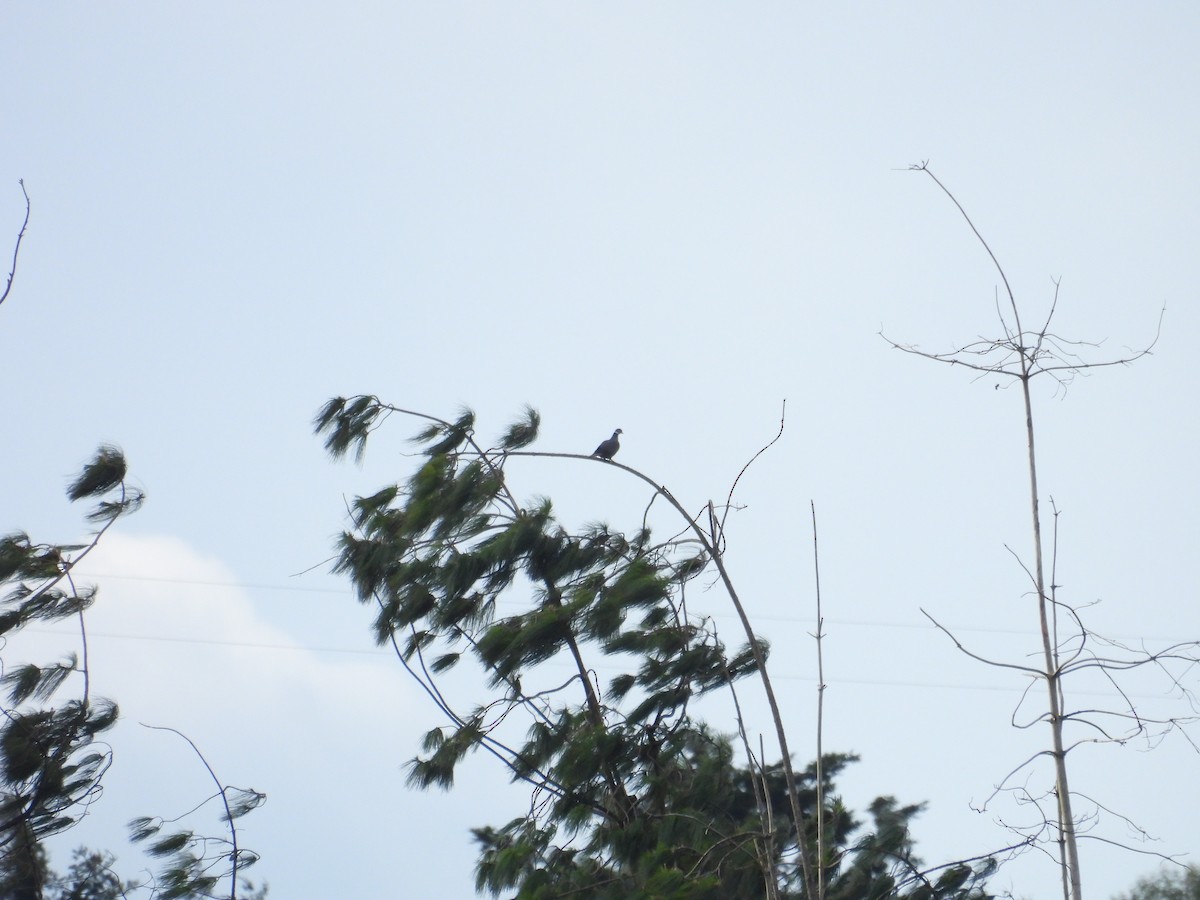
[0,447,265,900]
[317,396,997,899]
[0,446,141,888]
[1115,868,1200,900]
[0,819,50,900]
[47,848,130,900]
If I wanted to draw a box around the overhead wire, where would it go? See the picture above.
[17,569,1191,700]
[77,570,1187,643]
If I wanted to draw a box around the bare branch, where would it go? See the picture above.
[910,161,1021,333]
[1,179,30,310]
[718,399,786,539]
[921,609,1043,676]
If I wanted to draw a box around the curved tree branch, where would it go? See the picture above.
[1,179,30,310]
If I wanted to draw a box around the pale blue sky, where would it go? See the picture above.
[2,3,1197,898]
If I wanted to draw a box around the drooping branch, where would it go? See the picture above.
[133,724,264,900]
[495,450,816,895]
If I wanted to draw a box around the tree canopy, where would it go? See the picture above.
[315,396,996,899]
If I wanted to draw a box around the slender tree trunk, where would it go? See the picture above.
[1020,374,1082,900]
[812,501,827,900]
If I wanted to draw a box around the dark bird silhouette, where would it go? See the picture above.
[592,428,623,461]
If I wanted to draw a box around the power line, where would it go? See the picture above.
[79,571,1189,644]
[84,571,348,595]
[21,625,1187,701]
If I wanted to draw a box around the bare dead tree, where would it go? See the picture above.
[883,162,1195,900]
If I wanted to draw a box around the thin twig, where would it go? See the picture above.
[1,179,30,310]
[718,399,786,539]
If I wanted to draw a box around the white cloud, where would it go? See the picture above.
[26,532,501,898]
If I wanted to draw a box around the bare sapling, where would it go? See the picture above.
[883,162,1197,900]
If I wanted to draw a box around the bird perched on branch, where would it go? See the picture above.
[591,428,623,461]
